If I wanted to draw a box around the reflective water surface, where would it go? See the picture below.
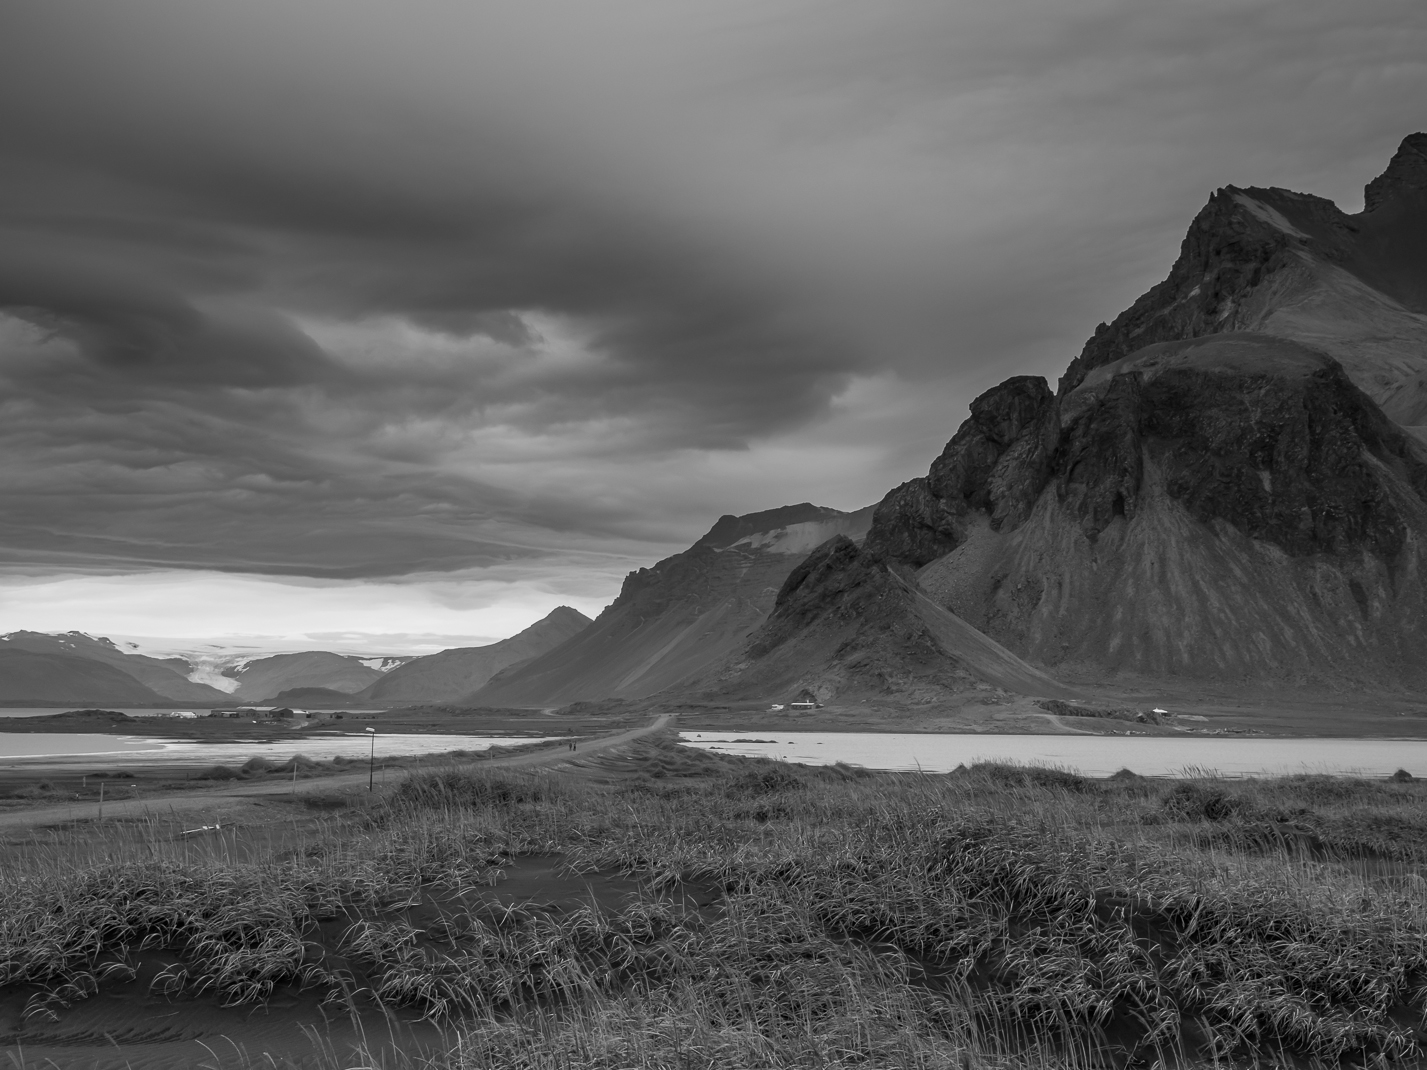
[0,733,551,766]
[679,732,1427,777]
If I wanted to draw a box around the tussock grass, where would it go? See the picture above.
[3,746,1427,1068]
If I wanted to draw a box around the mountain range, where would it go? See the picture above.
[694,132,1427,703]
[476,133,1427,708]
[0,607,591,708]
[5,134,1424,713]
[0,632,232,705]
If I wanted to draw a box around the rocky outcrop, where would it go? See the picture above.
[1056,188,1309,395]
[717,536,969,703]
[1059,133,1427,412]
[1138,346,1427,557]
[705,530,1077,703]
[862,376,1059,566]
[1364,132,1427,213]
[860,479,964,568]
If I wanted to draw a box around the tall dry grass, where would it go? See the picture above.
[2,748,1425,1068]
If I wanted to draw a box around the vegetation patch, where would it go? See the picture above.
[3,749,1427,1067]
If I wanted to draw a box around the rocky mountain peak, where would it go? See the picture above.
[694,503,845,550]
[1364,132,1427,213]
[1056,186,1322,396]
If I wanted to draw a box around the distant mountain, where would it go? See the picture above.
[0,631,229,703]
[0,648,171,706]
[469,505,874,707]
[357,607,593,706]
[707,133,1427,700]
[225,651,406,700]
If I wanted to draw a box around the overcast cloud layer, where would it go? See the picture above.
[1,0,1425,644]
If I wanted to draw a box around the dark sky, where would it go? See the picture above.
[1,0,1424,645]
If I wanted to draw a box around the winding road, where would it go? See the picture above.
[0,714,673,833]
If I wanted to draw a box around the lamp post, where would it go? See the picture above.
[365,727,376,791]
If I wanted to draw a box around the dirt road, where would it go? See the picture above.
[0,714,674,833]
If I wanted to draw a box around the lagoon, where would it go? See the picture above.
[0,707,386,719]
[0,733,553,769]
[678,732,1427,778]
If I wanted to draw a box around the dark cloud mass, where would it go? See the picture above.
[1,0,1425,589]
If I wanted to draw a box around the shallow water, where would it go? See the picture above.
[0,707,386,719]
[0,733,554,767]
[679,731,1427,777]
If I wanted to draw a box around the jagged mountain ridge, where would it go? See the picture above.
[0,631,229,703]
[345,606,593,706]
[707,133,1427,700]
[469,504,875,707]
[1061,132,1427,432]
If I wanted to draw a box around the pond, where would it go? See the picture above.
[678,732,1427,778]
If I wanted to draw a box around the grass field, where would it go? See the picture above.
[2,740,1426,1068]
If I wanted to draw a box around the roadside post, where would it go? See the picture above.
[366,728,376,791]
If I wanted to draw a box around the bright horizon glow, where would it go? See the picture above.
[0,569,612,655]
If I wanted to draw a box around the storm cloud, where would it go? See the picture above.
[1,0,1425,625]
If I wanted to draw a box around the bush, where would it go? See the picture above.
[1160,782,1245,821]
[391,771,546,809]
[300,791,352,810]
[723,764,806,799]
[970,762,1095,793]
[195,765,242,781]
